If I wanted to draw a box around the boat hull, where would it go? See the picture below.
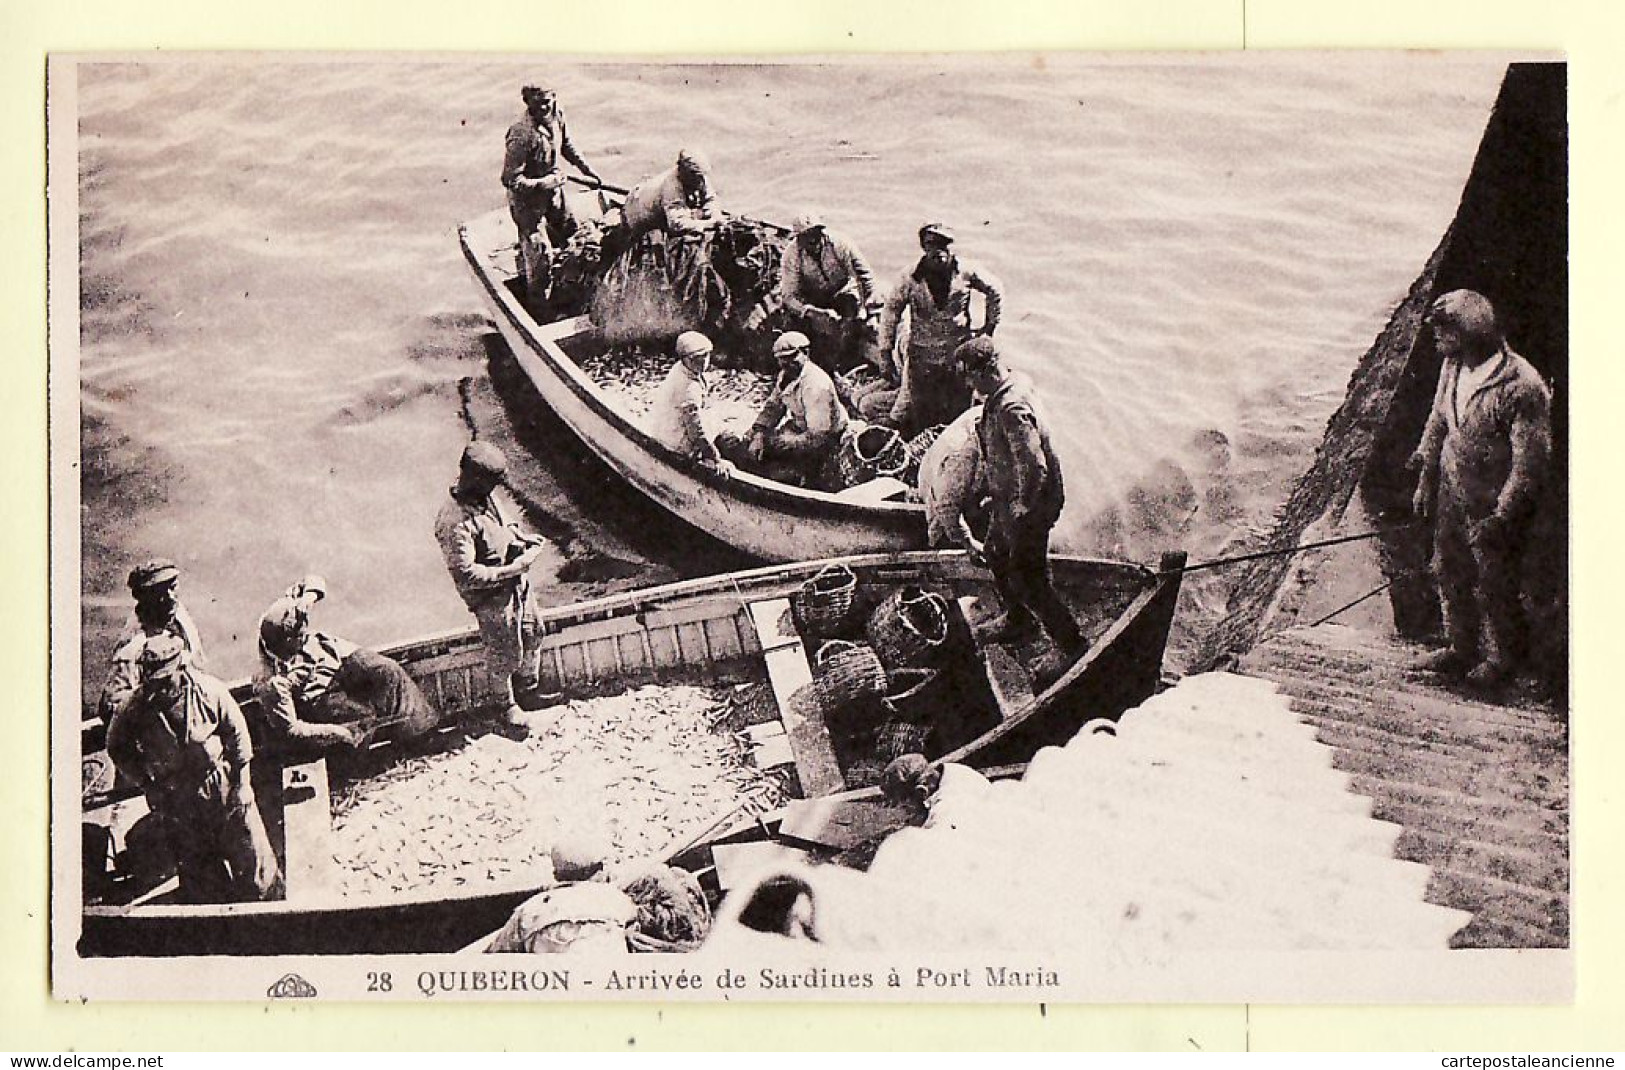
[459,209,927,562]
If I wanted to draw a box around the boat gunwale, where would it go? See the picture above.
[457,212,928,526]
[81,551,1164,928]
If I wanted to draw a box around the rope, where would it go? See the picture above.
[1306,581,1394,628]
[1161,522,1416,576]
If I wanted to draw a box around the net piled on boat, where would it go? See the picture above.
[327,681,787,898]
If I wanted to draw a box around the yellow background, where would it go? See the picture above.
[5,0,1620,1051]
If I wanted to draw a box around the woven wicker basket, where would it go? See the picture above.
[791,562,858,640]
[865,586,951,672]
[834,424,908,489]
[900,423,946,484]
[811,639,889,712]
[874,718,931,763]
[880,668,941,725]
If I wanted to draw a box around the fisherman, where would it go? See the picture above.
[502,84,601,307]
[916,405,985,549]
[716,331,849,489]
[253,576,440,753]
[612,149,721,254]
[1410,289,1552,688]
[880,752,992,832]
[486,832,637,954]
[105,634,280,903]
[434,441,554,729]
[98,558,207,722]
[877,223,1003,435]
[956,338,1085,668]
[645,330,732,475]
[777,212,878,377]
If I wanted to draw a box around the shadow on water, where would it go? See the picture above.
[475,331,755,586]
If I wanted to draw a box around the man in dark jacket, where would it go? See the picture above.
[106,635,280,903]
[502,85,600,306]
[1411,289,1552,688]
[957,337,1083,660]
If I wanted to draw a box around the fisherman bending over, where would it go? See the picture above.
[106,635,280,903]
[434,441,555,731]
[605,149,721,262]
[253,576,440,753]
[502,84,600,308]
[878,224,1003,435]
[957,338,1084,681]
[777,211,878,377]
[646,330,732,475]
[717,331,848,489]
[98,558,207,723]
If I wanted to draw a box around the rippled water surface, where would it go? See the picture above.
[75,55,1506,689]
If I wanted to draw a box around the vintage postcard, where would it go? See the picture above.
[49,50,1571,1003]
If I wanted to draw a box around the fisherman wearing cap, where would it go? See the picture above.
[434,441,554,728]
[877,223,1003,435]
[105,634,280,903]
[716,331,849,488]
[503,84,600,306]
[1410,289,1552,688]
[486,831,638,954]
[97,558,206,722]
[252,577,439,752]
[645,331,732,475]
[956,338,1084,664]
[777,211,878,376]
[618,149,721,248]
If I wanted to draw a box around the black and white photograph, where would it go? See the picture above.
[48,51,1570,1002]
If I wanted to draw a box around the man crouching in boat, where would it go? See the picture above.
[716,331,848,489]
[252,577,440,754]
[106,635,281,903]
[646,330,734,477]
[435,441,557,733]
[881,753,992,833]
[485,832,712,954]
[502,85,600,309]
[600,149,721,264]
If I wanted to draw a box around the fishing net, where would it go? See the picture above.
[621,864,713,950]
[583,218,788,356]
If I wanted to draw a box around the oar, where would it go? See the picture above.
[566,174,630,197]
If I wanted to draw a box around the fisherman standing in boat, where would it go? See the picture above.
[1410,289,1552,689]
[878,224,1003,435]
[98,558,207,722]
[435,441,555,730]
[777,212,878,377]
[502,85,601,309]
[105,634,280,903]
[717,331,848,489]
[956,338,1085,670]
[253,576,440,753]
[646,330,733,475]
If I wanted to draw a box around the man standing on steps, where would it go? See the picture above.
[956,337,1084,679]
[435,441,556,731]
[1410,289,1552,689]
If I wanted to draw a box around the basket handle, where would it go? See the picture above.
[816,639,855,666]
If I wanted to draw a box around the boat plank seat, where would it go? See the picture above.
[777,795,915,851]
[747,598,845,797]
[711,841,814,892]
[833,476,911,504]
[957,596,1035,720]
[280,759,337,905]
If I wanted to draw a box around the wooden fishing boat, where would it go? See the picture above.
[458,205,929,562]
[79,549,1182,957]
